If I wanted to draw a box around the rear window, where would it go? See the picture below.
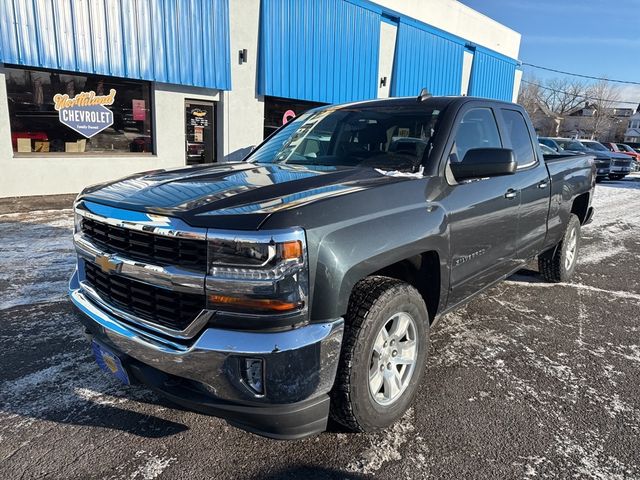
[501,109,536,168]
[581,141,608,152]
[555,140,586,151]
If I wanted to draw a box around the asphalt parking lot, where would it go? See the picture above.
[1,175,640,480]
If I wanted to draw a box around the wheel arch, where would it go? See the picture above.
[571,192,590,225]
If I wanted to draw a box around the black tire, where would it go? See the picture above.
[538,214,581,283]
[330,276,429,432]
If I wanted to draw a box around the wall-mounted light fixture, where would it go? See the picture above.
[239,49,248,64]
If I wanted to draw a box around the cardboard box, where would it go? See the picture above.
[65,142,79,152]
[34,141,50,152]
[17,138,31,152]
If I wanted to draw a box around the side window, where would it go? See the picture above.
[501,109,536,168]
[449,108,501,164]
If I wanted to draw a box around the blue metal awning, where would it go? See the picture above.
[468,48,518,101]
[258,0,380,104]
[0,0,231,90]
[390,20,465,97]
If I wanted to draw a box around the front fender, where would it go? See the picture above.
[309,203,449,320]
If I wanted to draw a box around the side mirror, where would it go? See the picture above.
[450,148,517,181]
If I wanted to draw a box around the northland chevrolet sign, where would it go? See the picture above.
[53,89,116,138]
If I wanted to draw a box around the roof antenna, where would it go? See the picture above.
[418,88,431,102]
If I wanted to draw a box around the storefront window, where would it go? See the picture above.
[263,96,326,139]
[5,66,153,154]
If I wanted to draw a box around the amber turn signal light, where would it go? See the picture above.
[281,240,303,260]
[208,294,301,312]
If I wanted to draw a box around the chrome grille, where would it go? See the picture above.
[81,217,207,273]
[84,261,204,331]
[612,159,631,167]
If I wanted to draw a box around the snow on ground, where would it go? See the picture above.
[580,175,640,264]
[0,209,75,309]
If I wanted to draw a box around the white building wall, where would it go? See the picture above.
[0,66,219,197]
[512,68,523,102]
[460,50,474,96]
[373,0,521,59]
[221,0,264,162]
[377,21,398,98]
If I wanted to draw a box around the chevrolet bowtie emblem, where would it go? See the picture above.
[95,254,121,274]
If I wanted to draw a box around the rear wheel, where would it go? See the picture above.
[330,276,429,432]
[538,214,581,283]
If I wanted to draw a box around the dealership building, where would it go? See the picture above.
[0,0,521,197]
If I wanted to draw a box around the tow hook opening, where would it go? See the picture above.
[241,358,265,397]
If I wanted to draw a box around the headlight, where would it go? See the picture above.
[205,228,308,324]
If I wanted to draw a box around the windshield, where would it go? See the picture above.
[618,144,633,152]
[539,143,556,154]
[581,141,608,152]
[247,105,441,171]
[555,139,586,151]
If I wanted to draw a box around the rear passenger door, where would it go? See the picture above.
[498,108,550,262]
[443,106,521,307]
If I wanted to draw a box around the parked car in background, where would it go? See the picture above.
[538,139,576,156]
[601,142,640,160]
[602,142,640,172]
[538,137,562,153]
[625,142,640,153]
[579,140,633,180]
[538,143,557,155]
[540,137,610,181]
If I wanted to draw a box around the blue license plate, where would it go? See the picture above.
[91,341,130,385]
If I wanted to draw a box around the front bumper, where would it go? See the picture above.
[69,270,344,439]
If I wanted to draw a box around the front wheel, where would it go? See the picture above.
[330,276,429,432]
[538,214,581,283]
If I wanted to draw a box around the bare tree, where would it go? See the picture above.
[587,80,621,140]
[517,75,562,136]
[539,78,589,115]
[517,75,543,117]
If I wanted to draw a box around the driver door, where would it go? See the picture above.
[442,106,521,307]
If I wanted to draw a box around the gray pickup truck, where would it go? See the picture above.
[69,96,595,439]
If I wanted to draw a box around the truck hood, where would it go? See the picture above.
[584,149,629,160]
[79,162,410,230]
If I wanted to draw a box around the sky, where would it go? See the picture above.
[459,0,640,107]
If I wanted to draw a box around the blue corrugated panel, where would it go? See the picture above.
[468,48,517,101]
[390,20,465,97]
[0,0,231,90]
[259,0,380,104]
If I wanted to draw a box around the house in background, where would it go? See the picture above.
[529,101,562,137]
[560,103,633,141]
[624,105,640,143]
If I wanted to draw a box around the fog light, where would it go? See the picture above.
[241,358,265,396]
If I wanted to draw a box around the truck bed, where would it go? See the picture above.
[542,152,595,251]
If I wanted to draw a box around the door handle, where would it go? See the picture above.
[538,181,549,189]
[504,189,518,199]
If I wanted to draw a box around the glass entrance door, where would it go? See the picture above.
[185,100,215,165]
